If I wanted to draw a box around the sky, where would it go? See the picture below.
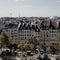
[0,0,60,17]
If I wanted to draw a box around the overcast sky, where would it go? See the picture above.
[0,0,60,17]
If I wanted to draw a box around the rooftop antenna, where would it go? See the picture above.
[9,8,13,17]
[19,13,21,18]
[10,12,12,17]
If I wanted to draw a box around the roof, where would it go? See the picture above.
[5,23,18,29]
[18,23,40,32]
[5,20,60,32]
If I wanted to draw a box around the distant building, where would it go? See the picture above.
[3,23,18,40]
[18,21,40,40]
[0,17,60,47]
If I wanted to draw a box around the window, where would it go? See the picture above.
[47,35,48,37]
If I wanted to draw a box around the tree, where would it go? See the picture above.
[27,36,39,48]
[18,42,34,51]
[18,42,25,51]
[23,43,34,51]
[50,46,57,54]
[0,32,9,46]
[29,44,34,50]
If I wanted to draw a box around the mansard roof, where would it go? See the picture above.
[5,23,18,29]
[5,20,60,32]
[18,22,40,32]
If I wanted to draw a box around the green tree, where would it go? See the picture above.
[0,32,9,46]
[18,42,25,51]
[29,44,34,50]
[27,36,39,48]
[50,45,57,54]
[18,42,34,51]
[23,43,34,51]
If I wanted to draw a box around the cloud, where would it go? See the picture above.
[56,0,60,3]
[14,0,25,2]
[21,5,32,7]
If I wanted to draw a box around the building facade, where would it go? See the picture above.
[1,17,60,47]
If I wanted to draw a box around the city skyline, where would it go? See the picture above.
[0,0,60,17]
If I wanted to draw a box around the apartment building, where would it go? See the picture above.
[18,21,40,40]
[0,18,5,29]
[3,23,18,40]
[1,17,60,47]
[39,20,60,46]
